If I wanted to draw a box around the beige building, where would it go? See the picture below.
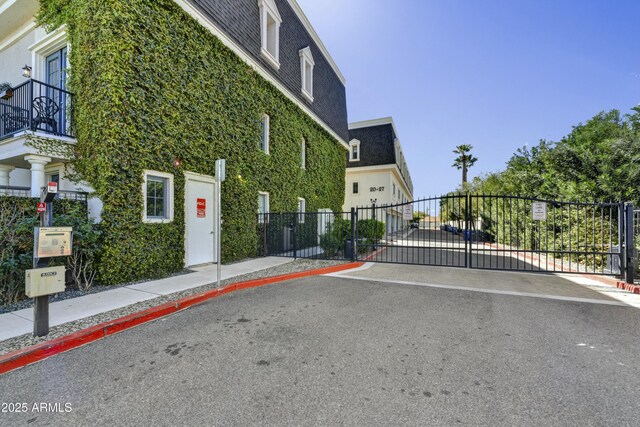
[343,117,413,233]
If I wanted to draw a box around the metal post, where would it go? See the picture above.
[216,179,222,288]
[293,213,298,260]
[28,79,33,131]
[625,204,635,284]
[350,207,356,261]
[34,188,50,337]
[618,203,626,277]
[465,194,471,268]
[371,200,377,251]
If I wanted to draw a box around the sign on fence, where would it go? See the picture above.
[532,202,547,221]
[403,204,413,221]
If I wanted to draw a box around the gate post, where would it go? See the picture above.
[350,207,357,261]
[618,204,625,276]
[465,193,471,268]
[371,200,377,251]
[293,213,297,260]
[625,204,635,284]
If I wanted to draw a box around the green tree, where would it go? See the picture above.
[452,144,478,188]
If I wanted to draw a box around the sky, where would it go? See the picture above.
[297,0,640,198]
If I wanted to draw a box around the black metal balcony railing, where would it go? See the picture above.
[0,79,74,140]
[0,185,88,201]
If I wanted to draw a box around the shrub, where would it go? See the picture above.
[53,203,102,291]
[319,217,351,258]
[357,219,385,240]
[0,197,100,305]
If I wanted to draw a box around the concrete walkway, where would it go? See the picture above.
[0,257,292,342]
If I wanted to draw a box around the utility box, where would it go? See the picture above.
[606,246,621,275]
[25,266,66,298]
[35,227,73,258]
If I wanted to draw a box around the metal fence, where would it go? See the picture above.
[260,195,635,281]
[258,211,354,260]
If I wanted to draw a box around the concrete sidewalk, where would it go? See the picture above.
[0,257,292,342]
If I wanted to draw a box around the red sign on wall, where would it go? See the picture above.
[37,202,46,213]
[197,198,206,218]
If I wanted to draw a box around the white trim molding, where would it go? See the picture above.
[258,0,281,70]
[0,19,36,52]
[28,26,69,82]
[299,46,314,102]
[142,170,175,224]
[172,0,348,150]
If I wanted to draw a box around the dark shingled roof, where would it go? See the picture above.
[187,0,349,142]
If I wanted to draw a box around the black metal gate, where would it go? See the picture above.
[259,195,635,281]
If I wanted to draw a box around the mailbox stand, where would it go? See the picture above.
[33,185,53,336]
[30,182,73,337]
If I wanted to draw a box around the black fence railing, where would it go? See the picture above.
[0,185,30,197]
[258,211,355,260]
[0,79,74,140]
[0,185,88,202]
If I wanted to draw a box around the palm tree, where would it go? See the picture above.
[452,144,478,187]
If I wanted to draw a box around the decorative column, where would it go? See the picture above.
[0,165,15,187]
[24,155,51,197]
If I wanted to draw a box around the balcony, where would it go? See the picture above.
[0,185,88,201]
[0,79,74,141]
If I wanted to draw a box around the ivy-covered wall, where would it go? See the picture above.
[37,0,346,285]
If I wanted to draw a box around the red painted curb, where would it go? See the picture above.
[616,281,640,294]
[0,261,364,376]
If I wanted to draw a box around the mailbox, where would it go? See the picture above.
[35,227,73,258]
[25,266,66,297]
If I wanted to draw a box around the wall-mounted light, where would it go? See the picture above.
[172,158,182,168]
[0,86,13,100]
[22,65,32,78]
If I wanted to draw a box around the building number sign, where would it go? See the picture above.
[370,186,385,192]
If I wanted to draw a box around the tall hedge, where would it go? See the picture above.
[37,0,346,285]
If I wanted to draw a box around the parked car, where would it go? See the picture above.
[410,222,420,229]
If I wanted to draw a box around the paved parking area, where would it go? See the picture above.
[331,263,620,301]
[1,264,639,425]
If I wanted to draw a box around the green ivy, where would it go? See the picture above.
[37,0,346,285]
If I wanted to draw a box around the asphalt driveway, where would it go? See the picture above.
[1,265,639,426]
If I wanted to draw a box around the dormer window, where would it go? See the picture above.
[299,46,315,102]
[258,0,281,69]
[349,139,360,162]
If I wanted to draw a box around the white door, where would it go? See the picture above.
[185,172,216,266]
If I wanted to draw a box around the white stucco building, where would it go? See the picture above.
[343,117,414,233]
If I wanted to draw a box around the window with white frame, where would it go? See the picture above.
[393,183,396,197]
[258,192,269,223]
[298,197,306,223]
[299,46,315,102]
[349,139,360,162]
[301,138,306,169]
[259,114,270,154]
[258,0,281,69]
[143,170,174,223]
[352,182,359,194]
